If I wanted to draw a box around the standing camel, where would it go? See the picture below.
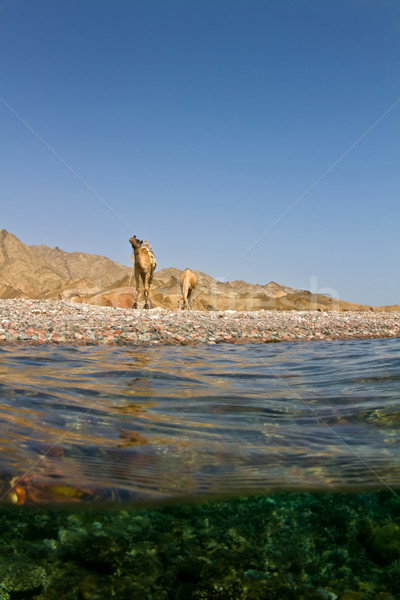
[179,268,197,310]
[129,236,157,309]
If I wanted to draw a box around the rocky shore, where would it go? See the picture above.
[0,299,399,346]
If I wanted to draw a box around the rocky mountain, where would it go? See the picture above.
[0,230,398,312]
[0,230,129,300]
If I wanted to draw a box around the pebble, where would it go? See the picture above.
[0,299,398,347]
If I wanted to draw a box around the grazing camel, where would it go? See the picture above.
[129,236,157,309]
[179,268,197,310]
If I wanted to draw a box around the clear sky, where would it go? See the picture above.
[1,0,399,306]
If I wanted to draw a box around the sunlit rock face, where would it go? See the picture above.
[1,230,398,312]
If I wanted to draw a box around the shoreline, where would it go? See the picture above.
[0,299,399,346]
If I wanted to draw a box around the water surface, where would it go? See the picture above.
[0,337,399,505]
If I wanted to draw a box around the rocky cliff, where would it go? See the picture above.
[0,230,398,312]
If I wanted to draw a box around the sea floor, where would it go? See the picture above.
[0,491,399,600]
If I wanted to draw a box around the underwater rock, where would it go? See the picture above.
[369,523,400,564]
[0,561,47,594]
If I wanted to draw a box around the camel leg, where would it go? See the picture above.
[148,273,154,310]
[143,273,150,309]
[181,287,188,310]
[133,269,140,309]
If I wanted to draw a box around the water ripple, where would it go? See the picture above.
[0,338,399,505]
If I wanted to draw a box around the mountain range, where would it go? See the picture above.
[1,230,398,312]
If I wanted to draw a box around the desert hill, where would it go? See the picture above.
[0,230,398,312]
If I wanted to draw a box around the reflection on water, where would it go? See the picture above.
[0,338,399,505]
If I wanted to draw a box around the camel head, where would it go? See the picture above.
[129,235,143,249]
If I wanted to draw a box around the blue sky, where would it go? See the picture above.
[1,0,399,306]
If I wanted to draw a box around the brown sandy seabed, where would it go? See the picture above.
[0,299,399,346]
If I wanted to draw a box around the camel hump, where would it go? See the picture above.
[180,268,196,288]
[143,245,157,268]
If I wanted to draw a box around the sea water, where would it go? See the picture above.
[0,338,399,598]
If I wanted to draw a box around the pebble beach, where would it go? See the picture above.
[0,298,399,345]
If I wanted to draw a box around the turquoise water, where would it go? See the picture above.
[0,337,399,598]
